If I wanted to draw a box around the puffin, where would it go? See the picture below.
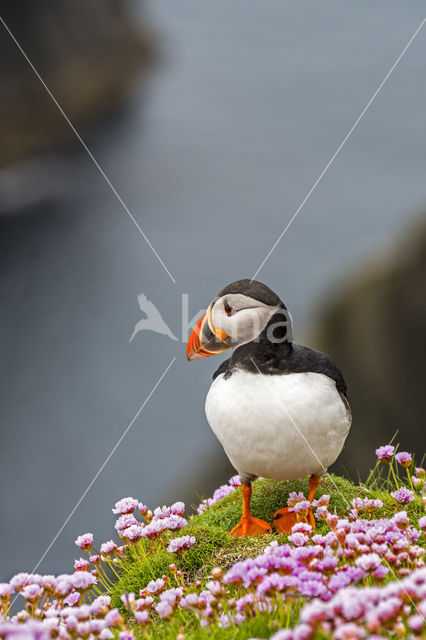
[186,279,351,537]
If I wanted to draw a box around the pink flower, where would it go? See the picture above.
[395,452,412,468]
[112,497,139,515]
[418,516,426,530]
[375,445,395,462]
[138,503,148,516]
[134,610,149,624]
[21,585,43,602]
[145,579,165,595]
[170,502,185,516]
[115,514,139,533]
[0,583,14,598]
[392,511,410,530]
[154,601,174,619]
[100,540,117,555]
[288,532,308,547]
[355,553,382,572]
[74,558,90,571]
[70,571,97,592]
[64,591,80,607]
[291,500,311,516]
[167,535,196,553]
[9,573,31,590]
[391,487,415,504]
[287,492,306,508]
[292,523,312,535]
[121,525,143,541]
[75,533,94,551]
[104,609,124,627]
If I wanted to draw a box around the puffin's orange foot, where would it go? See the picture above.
[273,507,316,533]
[229,516,272,537]
[273,507,299,533]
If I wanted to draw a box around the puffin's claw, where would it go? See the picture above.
[229,515,272,537]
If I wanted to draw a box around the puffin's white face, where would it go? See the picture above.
[209,293,279,348]
[186,279,292,361]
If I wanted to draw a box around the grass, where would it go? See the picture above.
[108,472,424,639]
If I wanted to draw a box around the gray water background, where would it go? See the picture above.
[1,0,426,580]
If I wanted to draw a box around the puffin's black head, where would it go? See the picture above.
[186,279,293,360]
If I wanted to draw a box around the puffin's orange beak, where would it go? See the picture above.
[186,310,230,361]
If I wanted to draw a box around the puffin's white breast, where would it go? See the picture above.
[205,370,351,481]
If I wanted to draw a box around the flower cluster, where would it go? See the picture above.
[0,448,424,640]
[259,567,426,639]
[167,535,196,554]
[197,475,241,513]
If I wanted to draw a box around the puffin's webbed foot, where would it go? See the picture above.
[229,481,272,537]
[229,515,272,537]
[273,473,320,533]
[273,507,299,533]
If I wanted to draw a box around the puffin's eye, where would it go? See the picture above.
[224,303,234,316]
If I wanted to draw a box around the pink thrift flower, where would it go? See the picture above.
[229,475,241,487]
[170,502,185,516]
[291,500,311,516]
[315,505,329,520]
[9,573,31,590]
[395,451,412,468]
[112,497,139,515]
[391,487,415,505]
[312,494,330,508]
[21,585,43,602]
[70,571,97,592]
[375,445,394,462]
[75,533,94,551]
[392,511,410,530]
[418,515,426,530]
[121,525,143,541]
[100,540,117,555]
[64,591,80,607]
[0,583,14,598]
[355,553,382,572]
[287,491,306,508]
[145,579,165,595]
[74,558,90,571]
[114,514,139,533]
[134,610,149,624]
[104,609,124,627]
[292,522,312,535]
[288,532,308,547]
[167,535,196,553]
[138,503,148,516]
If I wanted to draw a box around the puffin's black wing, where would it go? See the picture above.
[230,341,348,398]
[287,345,348,398]
[212,358,231,380]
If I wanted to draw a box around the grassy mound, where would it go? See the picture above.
[109,474,423,639]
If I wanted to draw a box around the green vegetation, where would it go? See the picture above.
[109,473,423,639]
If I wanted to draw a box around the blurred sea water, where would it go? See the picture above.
[1,0,426,580]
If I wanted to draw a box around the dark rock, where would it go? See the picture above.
[0,0,155,167]
[313,218,426,479]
